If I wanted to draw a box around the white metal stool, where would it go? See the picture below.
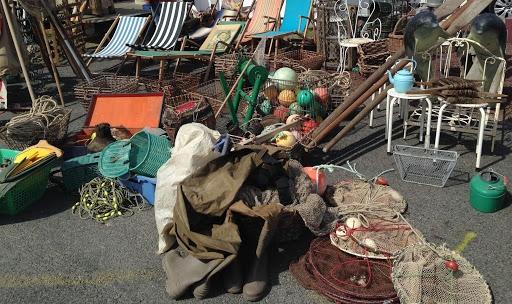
[386,88,433,153]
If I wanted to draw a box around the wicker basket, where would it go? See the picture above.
[214,51,286,79]
[357,40,390,77]
[0,109,72,151]
[388,16,408,55]
[163,93,216,142]
[173,66,209,91]
[276,49,326,71]
[74,74,140,110]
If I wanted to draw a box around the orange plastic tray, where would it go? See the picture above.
[84,93,164,136]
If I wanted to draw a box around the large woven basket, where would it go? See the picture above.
[276,49,326,71]
[74,74,140,110]
[388,16,408,55]
[0,109,72,151]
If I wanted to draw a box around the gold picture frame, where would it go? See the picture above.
[200,24,242,52]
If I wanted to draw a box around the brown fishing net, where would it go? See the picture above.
[292,179,408,236]
[290,237,399,303]
[392,243,492,304]
[329,215,424,259]
[324,180,407,215]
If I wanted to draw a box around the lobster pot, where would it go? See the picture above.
[275,49,326,71]
[0,109,72,151]
[173,66,209,91]
[393,145,458,187]
[163,93,216,142]
[74,74,140,110]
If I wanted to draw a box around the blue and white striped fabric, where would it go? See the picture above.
[137,1,190,50]
[85,16,147,59]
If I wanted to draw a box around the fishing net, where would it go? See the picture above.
[324,179,407,215]
[329,215,424,259]
[290,237,399,303]
[293,179,407,236]
[392,243,492,304]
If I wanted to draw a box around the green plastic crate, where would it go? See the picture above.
[0,149,55,216]
[61,153,102,192]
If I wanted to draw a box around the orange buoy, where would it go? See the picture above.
[303,167,327,195]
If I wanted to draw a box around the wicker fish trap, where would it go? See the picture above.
[0,96,71,150]
[74,74,139,110]
[290,237,400,303]
[392,243,492,304]
[162,93,216,142]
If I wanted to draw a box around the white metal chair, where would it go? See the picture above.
[410,38,506,169]
[333,0,382,72]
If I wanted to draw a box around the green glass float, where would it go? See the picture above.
[288,102,304,115]
[297,89,315,108]
[259,99,273,115]
[308,101,326,118]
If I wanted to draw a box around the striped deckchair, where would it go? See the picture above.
[130,1,191,51]
[251,0,312,39]
[85,16,150,64]
[130,21,247,81]
[239,0,283,44]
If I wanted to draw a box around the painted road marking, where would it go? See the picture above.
[0,270,158,288]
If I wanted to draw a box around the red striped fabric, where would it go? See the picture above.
[241,0,283,42]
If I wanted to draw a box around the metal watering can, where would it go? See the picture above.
[469,171,508,213]
[387,59,416,93]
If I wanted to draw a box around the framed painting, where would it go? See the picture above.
[200,23,242,51]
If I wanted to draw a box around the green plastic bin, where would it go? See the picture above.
[61,153,102,192]
[129,131,171,177]
[0,149,55,216]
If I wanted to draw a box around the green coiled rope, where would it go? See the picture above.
[72,177,149,223]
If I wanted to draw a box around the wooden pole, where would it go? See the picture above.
[307,51,405,148]
[320,0,496,152]
[87,15,120,67]
[323,87,391,152]
[39,21,65,106]
[0,0,36,103]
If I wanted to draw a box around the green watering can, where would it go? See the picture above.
[469,171,508,213]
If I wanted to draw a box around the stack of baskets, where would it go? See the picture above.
[74,74,140,110]
[357,39,390,77]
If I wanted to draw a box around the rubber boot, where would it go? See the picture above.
[242,251,269,302]
[192,279,210,300]
[223,258,243,294]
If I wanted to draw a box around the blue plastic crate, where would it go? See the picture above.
[119,175,156,205]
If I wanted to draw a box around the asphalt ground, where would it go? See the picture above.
[1,59,511,303]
